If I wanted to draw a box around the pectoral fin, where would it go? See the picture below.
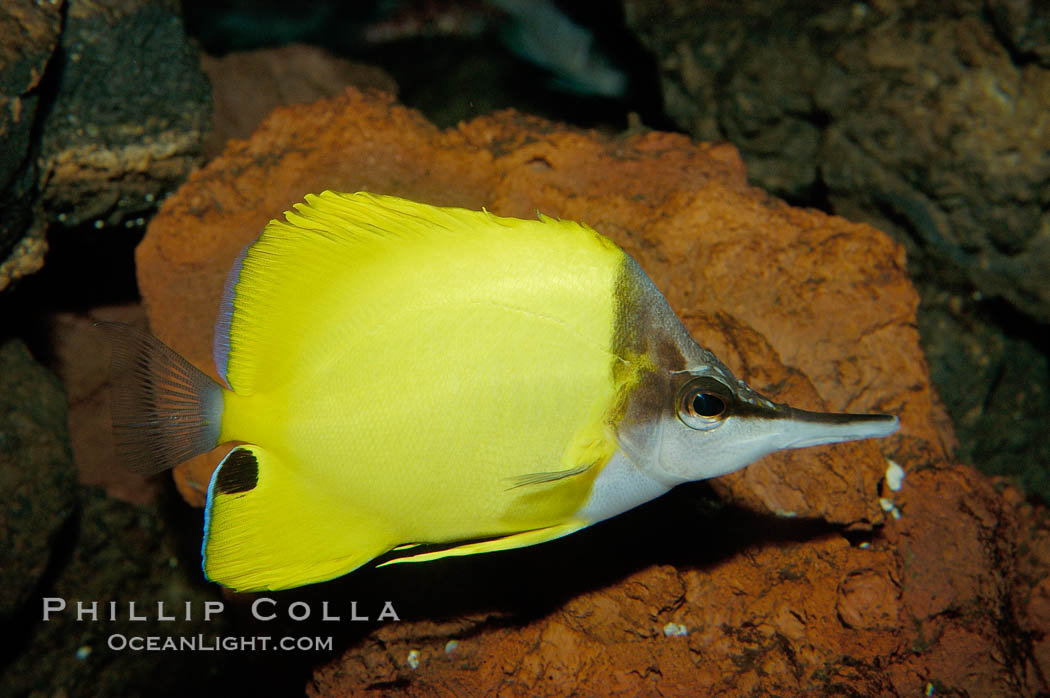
[505,462,595,490]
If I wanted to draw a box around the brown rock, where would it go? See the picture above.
[0,0,63,291]
[133,89,1043,694]
[139,89,945,525]
[1006,482,1050,690]
[49,303,160,504]
[0,219,47,291]
[200,44,398,159]
[837,568,900,631]
[623,0,1050,506]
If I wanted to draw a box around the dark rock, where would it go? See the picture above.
[200,43,398,159]
[918,285,1050,498]
[0,486,233,697]
[39,0,211,230]
[0,0,63,290]
[988,0,1050,67]
[0,338,76,619]
[623,0,1050,322]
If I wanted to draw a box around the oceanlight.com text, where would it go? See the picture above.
[107,634,334,652]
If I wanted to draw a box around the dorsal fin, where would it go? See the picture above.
[213,191,616,395]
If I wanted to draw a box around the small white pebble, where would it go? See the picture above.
[76,645,91,660]
[144,193,155,203]
[892,507,902,520]
[407,649,421,669]
[885,459,905,491]
[878,497,895,512]
[444,640,459,655]
[135,217,145,226]
[662,622,688,637]
[93,220,104,230]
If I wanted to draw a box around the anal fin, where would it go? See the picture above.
[203,445,395,591]
[378,521,587,566]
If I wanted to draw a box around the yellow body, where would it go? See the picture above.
[203,192,636,591]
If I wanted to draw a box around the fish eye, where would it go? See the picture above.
[691,392,726,417]
[676,377,731,430]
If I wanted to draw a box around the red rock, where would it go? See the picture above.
[836,568,900,631]
[49,303,160,504]
[140,89,943,520]
[135,88,1044,694]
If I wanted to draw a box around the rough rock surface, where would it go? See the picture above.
[200,43,398,159]
[50,304,159,504]
[623,0,1050,322]
[0,486,237,697]
[919,284,1050,498]
[139,89,942,521]
[987,0,1050,68]
[0,0,63,290]
[0,338,76,619]
[134,89,1047,694]
[623,0,1050,503]
[39,0,210,231]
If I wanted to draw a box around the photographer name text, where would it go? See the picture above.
[42,597,400,623]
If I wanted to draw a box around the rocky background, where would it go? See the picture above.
[624,0,1050,499]
[1,1,1048,696]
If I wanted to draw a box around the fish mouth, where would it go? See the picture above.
[767,406,900,449]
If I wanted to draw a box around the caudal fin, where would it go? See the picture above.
[99,322,223,474]
[204,445,396,591]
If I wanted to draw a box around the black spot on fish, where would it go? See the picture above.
[215,448,259,494]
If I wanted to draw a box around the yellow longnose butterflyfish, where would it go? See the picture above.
[105,191,898,592]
